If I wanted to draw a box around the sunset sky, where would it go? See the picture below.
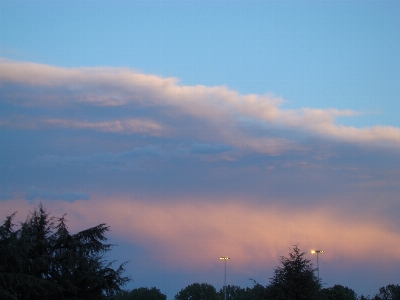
[1,1,399,298]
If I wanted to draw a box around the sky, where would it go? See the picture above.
[0,0,399,298]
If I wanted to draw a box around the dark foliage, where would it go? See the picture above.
[247,280,267,300]
[217,282,266,300]
[114,287,167,300]
[218,285,247,300]
[321,284,358,300]
[174,282,220,300]
[0,204,130,299]
[372,284,400,300]
[264,245,321,300]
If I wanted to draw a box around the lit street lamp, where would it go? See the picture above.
[311,250,323,282]
[220,257,230,300]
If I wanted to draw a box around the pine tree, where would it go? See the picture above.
[265,245,321,300]
[0,204,130,299]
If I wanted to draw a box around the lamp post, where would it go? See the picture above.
[220,257,230,300]
[311,250,323,282]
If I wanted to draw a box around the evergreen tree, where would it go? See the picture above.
[0,204,130,299]
[264,245,321,300]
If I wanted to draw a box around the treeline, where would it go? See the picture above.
[1,206,398,300]
[115,283,400,300]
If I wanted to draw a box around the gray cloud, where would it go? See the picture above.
[182,143,233,155]
[32,145,165,171]
[26,187,90,202]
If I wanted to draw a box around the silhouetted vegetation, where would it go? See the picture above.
[0,204,130,299]
[174,283,220,300]
[169,246,399,300]
[114,286,167,300]
[372,284,400,300]
[1,206,398,300]
[321,284,358,300]
[264,245,321,300]
[216,282,266,300]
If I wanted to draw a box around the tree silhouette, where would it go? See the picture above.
[321,284,357,300]
[115,287,167,300]
[174,283,220,300]
[0,204,130,299]
[265,245,321,300]
[372,284,400,300]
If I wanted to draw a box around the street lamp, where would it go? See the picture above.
[311,250,323,282]
[220,257,230,300]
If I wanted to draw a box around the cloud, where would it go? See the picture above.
[1,58,399,287]
[42,118,167,135]
[1,198,399,274]
[0,117,167,136]
[25,187,90,202]
[1,58,399,156]
[185,143,232,155]
[32,145,165,172]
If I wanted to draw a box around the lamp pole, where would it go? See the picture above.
[220,257,230,300]
[311,250,323,282]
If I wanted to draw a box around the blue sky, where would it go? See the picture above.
[2,0,400,127]
[1,1,400,299]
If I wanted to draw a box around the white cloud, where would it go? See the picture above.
[1,59,400,155]
[42,118,166,135]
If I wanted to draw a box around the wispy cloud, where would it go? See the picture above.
[32,145,165,172]
[42,118,166,135]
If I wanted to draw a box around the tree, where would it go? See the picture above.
[218,285,247,300]
[264,245,321,300]
[246,281,266,300]
[372,284,400,300]
[174,283,221,300]
[0,204,130,299]
[217,281,266,300]
[321,284,358,300]
[114,287,167,300]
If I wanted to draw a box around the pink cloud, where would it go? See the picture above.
[2,198,399,273]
